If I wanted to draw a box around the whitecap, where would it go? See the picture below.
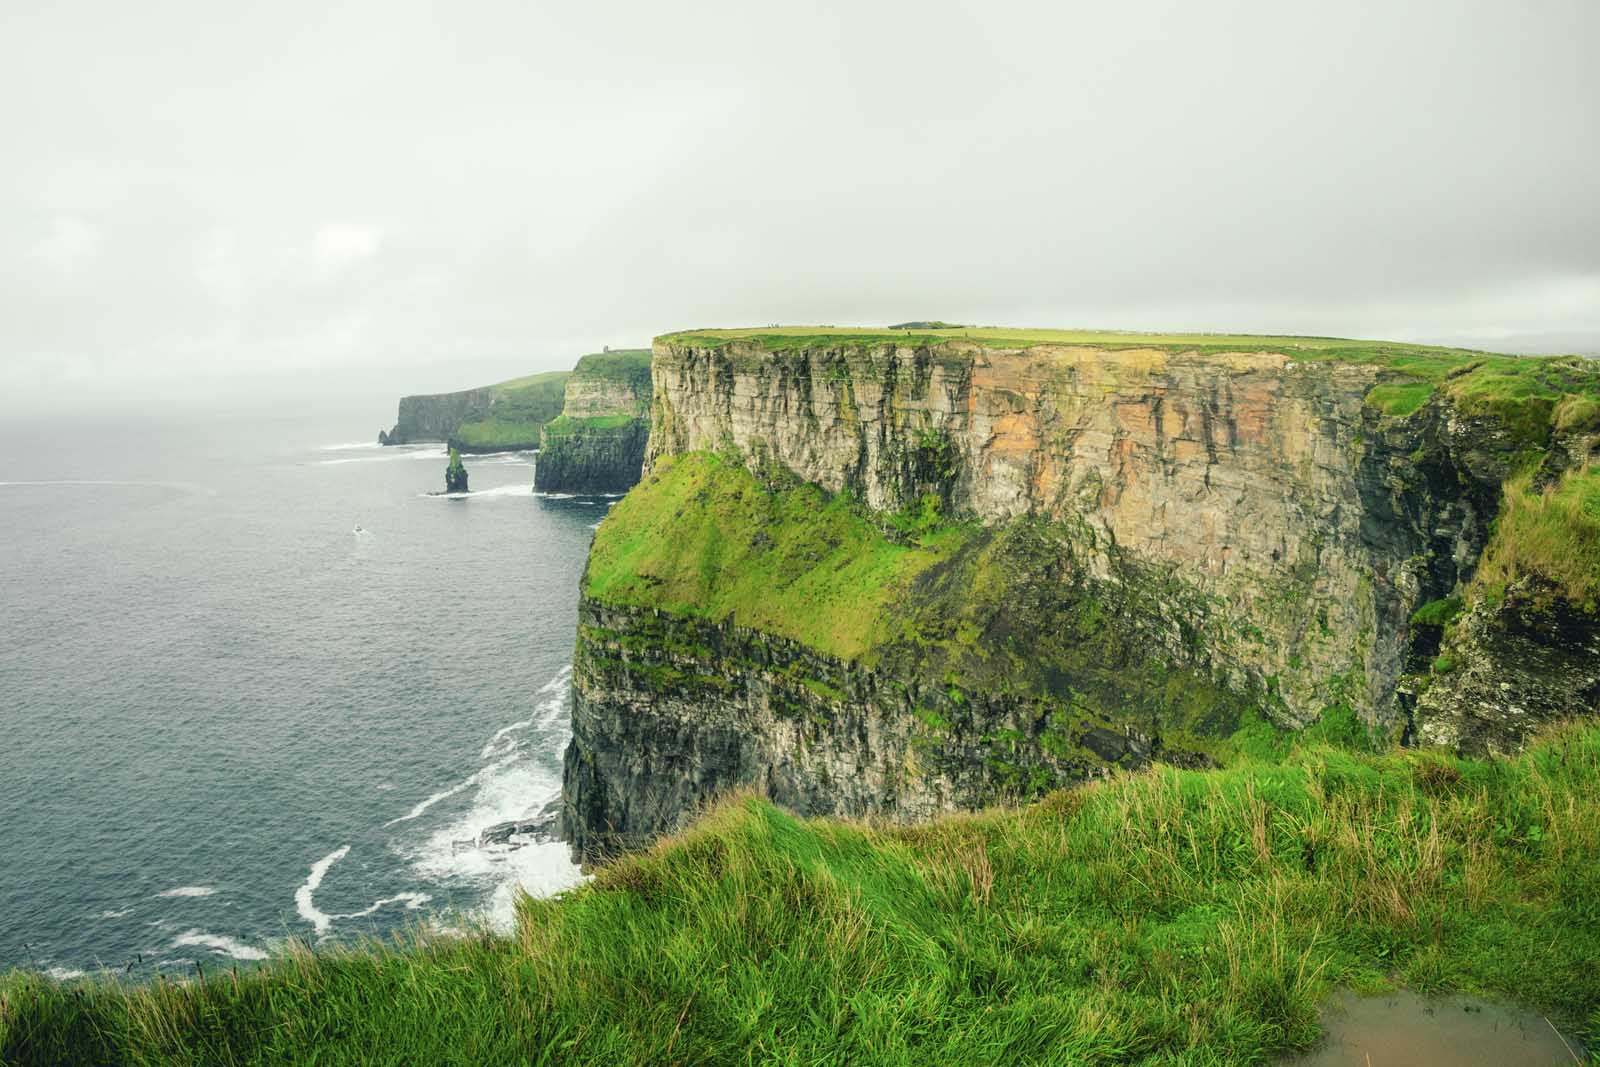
[480,719,534,760]
[156,886,216,898]
[293,845,434,936]
[319,441,381,451]
[383,757,519,826]
[294,846,349,935]
[45,967,86,981]
[171,931,269,962]
[537,666,573,696]
[98,907,133,919]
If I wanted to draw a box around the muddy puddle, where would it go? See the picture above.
[1284,988,1584,1065]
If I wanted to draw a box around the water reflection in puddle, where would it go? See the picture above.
[1284,989,1583,1066]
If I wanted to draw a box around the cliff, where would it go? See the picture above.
[379,370,569,453]
[562,328,1600,861]
[534,350,653,494]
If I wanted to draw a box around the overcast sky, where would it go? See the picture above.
[4,0,1597,418]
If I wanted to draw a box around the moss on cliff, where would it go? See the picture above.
[8,723,1599,1064]
[1474,463,1600,609]
[585,451,975,658]
[584,451,1273,767]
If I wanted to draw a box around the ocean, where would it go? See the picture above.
[0,415,605,979]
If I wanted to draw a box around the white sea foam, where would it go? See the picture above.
[172,931,269,962]
[537,665,572,695]
[156,886,216,898]
[480,719,533,759]
[98,907,134,919]
[45,967,86,981]
[382,757,518,827]
[293,845,434,936]
[319,447,443,466]
[319,441,381,451]
[418,483,532,500]
[406,759,583,931]
[398,666,586,931]
[294,846,349,935]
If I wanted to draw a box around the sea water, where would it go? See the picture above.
[0,415,607,978]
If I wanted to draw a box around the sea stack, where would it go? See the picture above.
[445,448,469,493]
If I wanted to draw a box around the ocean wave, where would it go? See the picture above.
[480,719,534,760]
[45,966,86,981]
[97,907,134,919]
[156,886,216,899]
[171,930,269,962]
[294,847,349,935]
[319,441,381,451]
[318,450,442,466]
[416,483,532,500]
[398,665,585,930]
[293,845,434,937]
[382,757,518,827]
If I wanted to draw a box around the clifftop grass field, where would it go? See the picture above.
[4,724,1598,1065]
[449,369,570,451]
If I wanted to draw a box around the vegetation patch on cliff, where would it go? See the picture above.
[569,348,652,389]
[1474,463,1600,609]
[7,724,1598,1065]
[584,452,975,659]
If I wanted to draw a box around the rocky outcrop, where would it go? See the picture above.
[535,350,652,494]
[1414,579,1600,755]
[563,600,1175,859]
[562,334,1598,861]
[445,449,469,493]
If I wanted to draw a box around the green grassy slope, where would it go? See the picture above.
[5,725,1597,1065]
[584,452,977,660]
[450,370,571,450]
[568,348,652,386]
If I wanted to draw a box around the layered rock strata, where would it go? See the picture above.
[562,336,1597,861]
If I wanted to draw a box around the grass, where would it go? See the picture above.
[6,723,1599,1065]
[1474,463,1600,610]
[569,349,652,386]
[584,452,975,659]
[542,413,640,435]
[450,371,572,449]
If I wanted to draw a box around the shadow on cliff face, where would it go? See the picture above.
[1282,989,1584,1065]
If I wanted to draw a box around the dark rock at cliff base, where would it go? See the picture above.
[445,449,469,494]
[377,429,390,446]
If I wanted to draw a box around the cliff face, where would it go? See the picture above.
[379,371,570,453]
[380,387,495,445]
[535,350,652,494]
[645,340,1510,724]
[562,334,1599,861]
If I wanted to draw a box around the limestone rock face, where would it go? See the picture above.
[561,602,1161,860]
[560,337,1589,862]
[1415,580,1600,755]
[536,420,649,494]
[535,351,652,494]
[646,339,1507,726]
[383,387,495,445]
